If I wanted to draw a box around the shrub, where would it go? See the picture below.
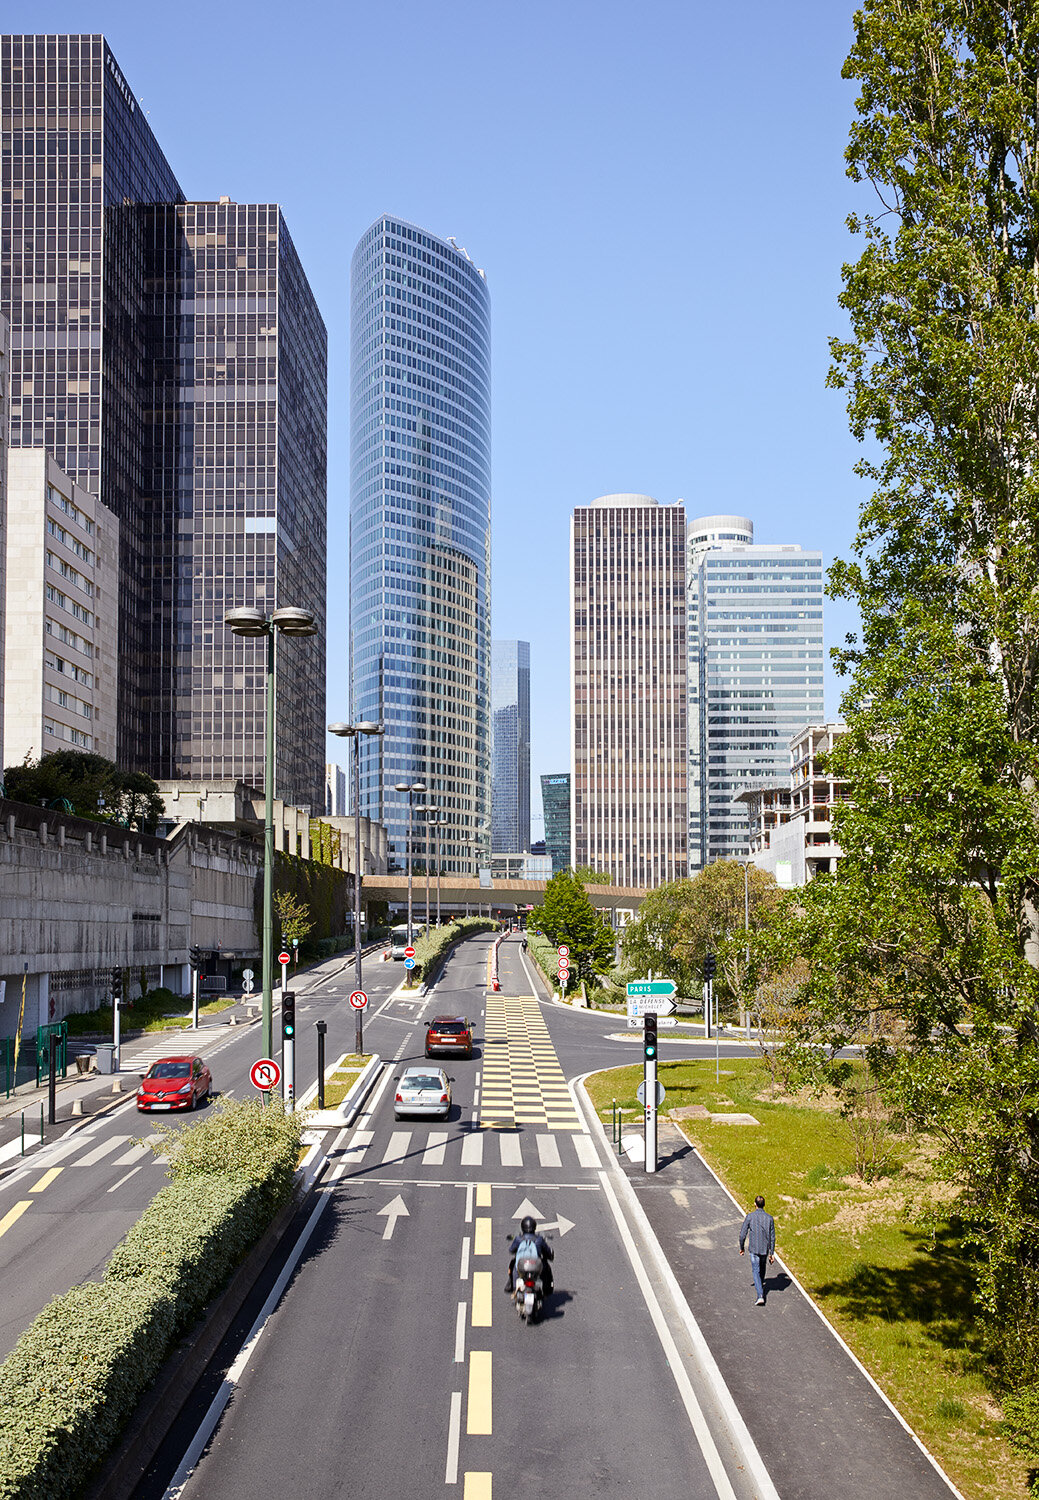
[147,1096,304,1220]
[1003,1383,1039,1469]
[410,918,496,980]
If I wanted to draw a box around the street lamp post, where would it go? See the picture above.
[329,721,385,1055]
[416,805,434,938]
[225,605,317,1063]
[434,813,449,926]
[394,781,426,951]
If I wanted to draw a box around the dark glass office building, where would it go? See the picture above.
[540,772,571,875]
[350,215,491,872]
[491,640,530,854]
[1,36,327,806]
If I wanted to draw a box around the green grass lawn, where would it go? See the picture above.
[63,987,238,1037]
[585,1057,1027,1500]
[313,1055,366,1110]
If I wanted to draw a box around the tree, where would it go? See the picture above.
[619,879,702,997]
[2,751,164,832]
[571,864,611,885]
[527,870,615,987]
[777,0,1039,1389]
[273,891,313,950]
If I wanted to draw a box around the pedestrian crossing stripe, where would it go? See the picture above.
[479,994,582,1130]
[337,1127,600,1171]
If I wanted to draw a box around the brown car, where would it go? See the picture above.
[425,1016,473,1059]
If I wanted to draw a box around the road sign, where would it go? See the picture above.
[278,950,291,966]
[626,1015,677,1028]
[349,989,368,1009]
[558,945,569,957]
[627,995,677,1018]
[637,1079,667,1106]
[403,957,416,970]
[242,968,254,981]
[241,976,254,994]
[404,946,416,958]
[627,979,677,998]
[250,1057,281,1092]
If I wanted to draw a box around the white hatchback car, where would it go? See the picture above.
[394,1065,452,1119]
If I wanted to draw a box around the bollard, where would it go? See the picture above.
[316,1020,327,1110]
[20,1111,24,1155]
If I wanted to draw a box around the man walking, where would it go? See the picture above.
[739,1194,775,1306]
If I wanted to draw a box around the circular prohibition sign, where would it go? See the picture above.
[349,990,369,1010]
[250,1057,281,1092]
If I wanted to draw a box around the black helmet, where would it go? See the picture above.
[520,1216,537,1234]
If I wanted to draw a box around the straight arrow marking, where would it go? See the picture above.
[378,1193,410,1239]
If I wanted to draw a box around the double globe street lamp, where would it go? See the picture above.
[328,720,385,1053]
[224,605,317,1063]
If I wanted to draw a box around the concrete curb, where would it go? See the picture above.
[297,1052,383,1128]
[79,1152,329,1500]
[573,1072,781,1500]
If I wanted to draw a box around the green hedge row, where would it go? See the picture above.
[0,1099,304,1500]
[410,917,497,981]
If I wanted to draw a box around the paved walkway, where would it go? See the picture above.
[614,1117,961,1500]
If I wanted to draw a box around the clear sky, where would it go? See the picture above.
[19,0,869,835]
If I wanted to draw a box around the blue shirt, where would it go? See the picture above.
[739,1208,775,1256]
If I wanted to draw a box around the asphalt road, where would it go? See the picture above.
[137,934,757,1500]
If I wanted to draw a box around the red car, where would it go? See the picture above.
[425,1016,473,1059]
[136,1055,212,1112]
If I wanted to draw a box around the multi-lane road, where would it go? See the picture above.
[0,933,768,1499]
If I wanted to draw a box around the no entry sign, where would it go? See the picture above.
[404,946,416,958]
[349,989,368,1009]
[278,951,291,966]
[250,1057,281,1092]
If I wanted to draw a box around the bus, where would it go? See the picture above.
[389,924,411,960]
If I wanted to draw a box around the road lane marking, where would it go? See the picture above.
[460,1236,471,1280]
[0,1201,32,1239]
[474,1216,492,1255]
[112,1143,150,1167]
[75,1135,129,1167]
[574,1134,600,1168]
[455,1301,467,1362]
[383,1130,411,1163]
[341,1129,373,1163]
[107,1163,146,1193]
[445,1391,462,1484]
[464,1477,492,1500]
[536,1134,561,1168]
[464,1183,474,1222]
[29,1168,62,1193]
[378,1194,409,1239]
[499,1134,523,1167]
[467,1350,492,1434]
[423,1131,448,1165]
[471,1271,492,1327]
[475,1182,492,1208]
[460,1132,484,1166]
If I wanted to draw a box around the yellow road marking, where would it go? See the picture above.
[471,1271,492,1327]
[30,1168,63,1193]
[474,1216,492,1255]
[0,1201,32,1239]
[464,1475,492,1499]
[467,1349,492,1434]
[476,1182,492,1208]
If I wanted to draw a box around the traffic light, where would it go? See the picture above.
[281,991,296,1041]
[189,946,202,970]
[703,953,716,982]
[644,1012,658,1062]
[111,967,122,999]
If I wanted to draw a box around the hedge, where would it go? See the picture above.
[0,1099,304,1500]
[410,917,497,981]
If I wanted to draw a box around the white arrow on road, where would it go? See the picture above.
[537,1215,576,1236]
[511,1197,546,1222]
[377,1194,410,1240]
[510,1198,575,1236]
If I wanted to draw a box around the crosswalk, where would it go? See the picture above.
[480,994,583,1130]
[340,1126,601,1172]
[22,1131,165,1174]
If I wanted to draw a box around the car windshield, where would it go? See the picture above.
[404,1075,443,1091]
[432,1022,466,1034]
[147,1062,190,1079]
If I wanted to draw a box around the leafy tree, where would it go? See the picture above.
[2,751,164,832]
[771,0,1039,1389]
[619,879,701,996]
[527,869,615,987]
[571,864,611,885]
[273,891,313,950]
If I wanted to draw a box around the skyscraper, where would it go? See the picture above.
[571,494,687,888]
[349,215,492,873]
[491,640,530,854]
[540,772,571,875]
[1,36,327,806]
[686,514,824,870]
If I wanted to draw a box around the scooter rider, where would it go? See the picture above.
[504,1215,554,1295]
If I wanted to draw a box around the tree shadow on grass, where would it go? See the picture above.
[813,1223,984,1362]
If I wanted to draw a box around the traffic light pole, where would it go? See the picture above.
[282,991,296,1111]
[644,1013,658,1174]
[191,965,199,1030]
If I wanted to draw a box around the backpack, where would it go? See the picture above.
[514,1234,540,1263]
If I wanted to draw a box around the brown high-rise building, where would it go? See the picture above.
[570,494,687,889]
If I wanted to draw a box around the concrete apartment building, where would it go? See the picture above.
[571,494,687,888]
[743,721,848,886]
[3,449,119,766]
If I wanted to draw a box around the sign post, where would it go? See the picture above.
[558,945,570,1000]
[643,1013,658,1173]
[278,950,290,997]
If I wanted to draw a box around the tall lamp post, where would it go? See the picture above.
[329,720,385,1054]
[224,605,317,1062]
[434,813,449,926]
[417,805,435,937]
[394,781,426,946]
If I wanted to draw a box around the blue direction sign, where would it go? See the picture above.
[626,980,677,998]
[403,957,416,970]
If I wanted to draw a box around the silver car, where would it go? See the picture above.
[394,1065,452,1119]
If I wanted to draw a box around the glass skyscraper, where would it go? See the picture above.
[687,514,824,870]
[1,36,327,807]
[540,772,571,875]
[491,640,530,853]
[349,216,491,873]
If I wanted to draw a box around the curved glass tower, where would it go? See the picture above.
[350,216,492,874]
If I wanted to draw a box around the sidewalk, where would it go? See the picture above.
[609,1115,961,1500]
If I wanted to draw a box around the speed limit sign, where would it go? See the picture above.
[349,990,368,1010]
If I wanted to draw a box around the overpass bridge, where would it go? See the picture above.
[361,873,648,923]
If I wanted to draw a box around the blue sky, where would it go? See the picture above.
[21,0,869,834]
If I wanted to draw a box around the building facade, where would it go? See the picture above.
[3,449,118,766]
[0,313,8,757]
[571,495,687,888]
[540,773,571,874]
[687,515,824,870]
[349,215,492,874]
[1,36,327,806]
[491,639,530,854]
[326,762,347,818]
